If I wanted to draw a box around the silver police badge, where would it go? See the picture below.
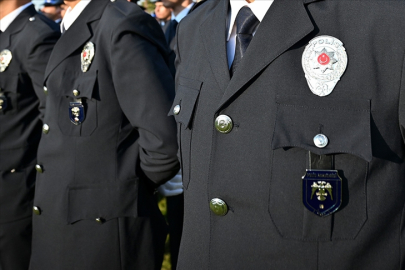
[302,35,348,97]
[81,42,95,72]
[0,50,12,72]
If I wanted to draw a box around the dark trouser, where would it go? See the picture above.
[166,194,184,270]
[0,216,32,270]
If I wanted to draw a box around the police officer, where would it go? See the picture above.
[172,0,405,269]
[29,0,179,269]
[154,0,172,28]
[0,0,60,269]
[40,0,64,23]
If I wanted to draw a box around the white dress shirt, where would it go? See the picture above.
[227,0,274,68]
[171,2,195,23]
[60,0,92,33]
[0,2,33,32]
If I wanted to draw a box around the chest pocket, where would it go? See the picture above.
[269,94,371,241]
[0,76,18,115]
[57,70,98,137]
[169,77,201,189]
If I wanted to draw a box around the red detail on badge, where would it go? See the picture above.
[83,52,87,58]
[318,53,330,65]
[0,57,3,61]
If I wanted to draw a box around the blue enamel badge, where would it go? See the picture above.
[0,95,7,111]
[302,170,342,217]
[69,102,85,125]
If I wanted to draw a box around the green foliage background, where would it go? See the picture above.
[138,0,157,13]
[158,196,172,270]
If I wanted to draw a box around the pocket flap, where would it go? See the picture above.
[0,75,18,93]
[272,95,372,162]
[169,77,201,129]
[67,179,138,224]
[60,70,97,99]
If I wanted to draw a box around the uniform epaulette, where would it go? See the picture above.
[189,0,208,14]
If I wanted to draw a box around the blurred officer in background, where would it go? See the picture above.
[28,0,179,269]
[154,0,171,28]
[162,0,194,50]
[172,0,405,269]
[0,0,60,269]
[40,0,64,23]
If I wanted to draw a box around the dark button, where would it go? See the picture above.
[35,164,43,173]
[33,206,41,215]
[210,198,228,216]
[95,217,105,224]
[215,115,233,134]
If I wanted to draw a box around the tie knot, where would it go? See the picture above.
[235,6,259,35]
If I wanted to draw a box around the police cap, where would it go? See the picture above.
[43,0,64,7]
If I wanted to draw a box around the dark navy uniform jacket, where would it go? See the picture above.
[173,0,405,269]
[29,0,179,269]
[0,5,59,270]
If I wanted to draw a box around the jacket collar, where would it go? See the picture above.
[199,0,231,93]
[0,4,37,49]
[44,0,109,81]
[200,0,322,111]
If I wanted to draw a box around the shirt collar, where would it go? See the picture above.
[0,2,33,32]
[61,0,92,33]
[227,0,274,41]
[172,2,195,23]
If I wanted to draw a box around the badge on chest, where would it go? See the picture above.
[81,42,95,73]
[302,152,342,217]
[69,101,85,125]
[302,35,348,97]
[0,50,12,72]
[0,91,7,111]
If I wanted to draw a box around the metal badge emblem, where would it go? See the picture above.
[81,42,95,72]
[0,50,12,72]
[302,35,348,97]
[302,170,342,217]
[69,101,85,125]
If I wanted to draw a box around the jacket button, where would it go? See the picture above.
[73,89,80,96]
[33,206,41,215]
[313,134,328,148]
[35,164,43,173]
[95,217,105,224]
[43,124,50,134]
[210,198,228,216]
[43,86,48,95]
[173,105,181,115]
[215,115,233,134]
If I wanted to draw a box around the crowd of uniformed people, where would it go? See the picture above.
[1,0,405,270]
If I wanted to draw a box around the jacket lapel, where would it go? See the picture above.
[199,0,230,93]
[216,0,319,111]
[44,0,109,81]
[0,4,37,49]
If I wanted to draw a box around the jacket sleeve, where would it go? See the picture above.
[110,13,180,186]
[25,25,60,120]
